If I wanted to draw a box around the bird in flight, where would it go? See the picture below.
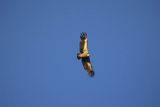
[77,32,95,77]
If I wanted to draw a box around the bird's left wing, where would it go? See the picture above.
[82,57,94,77]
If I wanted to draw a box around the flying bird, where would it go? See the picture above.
[77,32,95,77]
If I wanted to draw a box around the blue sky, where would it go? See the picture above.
[0,0,160,107]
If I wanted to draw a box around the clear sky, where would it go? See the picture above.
[0,0,160,107]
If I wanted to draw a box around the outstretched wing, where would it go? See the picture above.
[82,57,94,77]
[79,33,88,53]
[79,36,89,57]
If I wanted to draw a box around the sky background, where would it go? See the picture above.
[0,0,160,107]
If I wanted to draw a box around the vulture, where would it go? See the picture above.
[77,32,95,77]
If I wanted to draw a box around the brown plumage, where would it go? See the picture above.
[77,32,94,77]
